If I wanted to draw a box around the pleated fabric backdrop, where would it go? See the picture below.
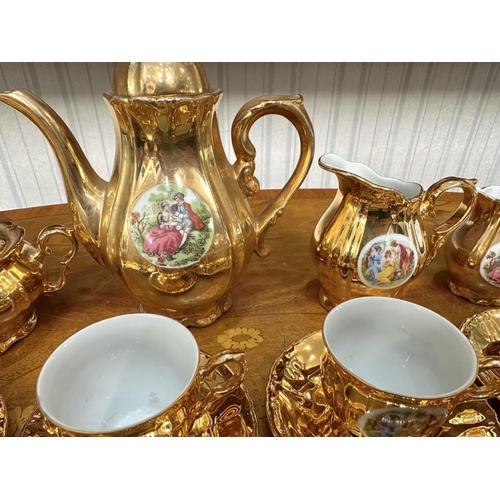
[1,62,499,211]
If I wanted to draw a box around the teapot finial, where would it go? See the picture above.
[112,62,211,96]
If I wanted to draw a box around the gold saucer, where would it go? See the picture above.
[20,352,258,437]
[460,308,500,392]
[0,395,6,437]
[266,331,500,437]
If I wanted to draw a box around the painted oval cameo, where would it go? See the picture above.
[130,183,214,268]
[480,242,500,288]
[357,233,417,290]
[358,407,447,437]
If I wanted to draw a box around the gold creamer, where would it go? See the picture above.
[311,153,477,309]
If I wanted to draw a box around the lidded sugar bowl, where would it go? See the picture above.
[445,185,500,305]
[0,219,77,353]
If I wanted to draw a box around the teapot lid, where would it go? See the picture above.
[0,219,24,262]
[112,62,212,96]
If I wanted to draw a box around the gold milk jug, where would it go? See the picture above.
[311,153,477,309]
[0,63,314,326]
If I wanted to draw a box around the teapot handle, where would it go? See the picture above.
[34,225,78,293]
[420,177,477,266]
[231,94,315,257]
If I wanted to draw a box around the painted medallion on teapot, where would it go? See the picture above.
[130,183,214,268]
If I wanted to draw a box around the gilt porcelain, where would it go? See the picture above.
[0,220,77,353]
[446,186,500,305]
[320,297,500,437]
[36,313,246,436]
[311,153,477,309]
[0,62,314,326]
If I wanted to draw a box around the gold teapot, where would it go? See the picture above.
[0,220,77,353]
[0,63,314,326]
[311,153,477,309]
[445,186,500,305]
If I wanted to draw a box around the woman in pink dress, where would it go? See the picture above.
[143,202,184,262]
[488,264,500,283]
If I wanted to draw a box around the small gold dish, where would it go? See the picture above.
[19,351,258,437]
[266,331,500,437]
[460,308,500,393]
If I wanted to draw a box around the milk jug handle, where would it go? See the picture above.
[34,225,78,293]
[420,177,478,266]
[231,95,315,257]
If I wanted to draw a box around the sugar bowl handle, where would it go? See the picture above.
[232,94,315,257]
[420,177,477,265]
[35,225,78,293]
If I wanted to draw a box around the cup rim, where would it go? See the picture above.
[322,297,479,400]
[36,313,200,435]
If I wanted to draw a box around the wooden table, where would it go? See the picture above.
[1,189,498,436]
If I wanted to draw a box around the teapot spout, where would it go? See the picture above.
[0,89,106,265]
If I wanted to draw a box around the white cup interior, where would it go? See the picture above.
[37,313,199,433]
[323,297,477,399]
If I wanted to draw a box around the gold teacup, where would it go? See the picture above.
[321,297,500,437]
[37,313,246,437]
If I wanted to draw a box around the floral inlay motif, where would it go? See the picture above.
[7,405,34,437]
[217,327,263,350]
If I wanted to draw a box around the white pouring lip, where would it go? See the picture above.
[319,153,423,200]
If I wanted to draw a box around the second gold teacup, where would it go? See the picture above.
[37,313,246,436]
[321,297,500,437]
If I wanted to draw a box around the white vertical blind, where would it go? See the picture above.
[1,62,499,211]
